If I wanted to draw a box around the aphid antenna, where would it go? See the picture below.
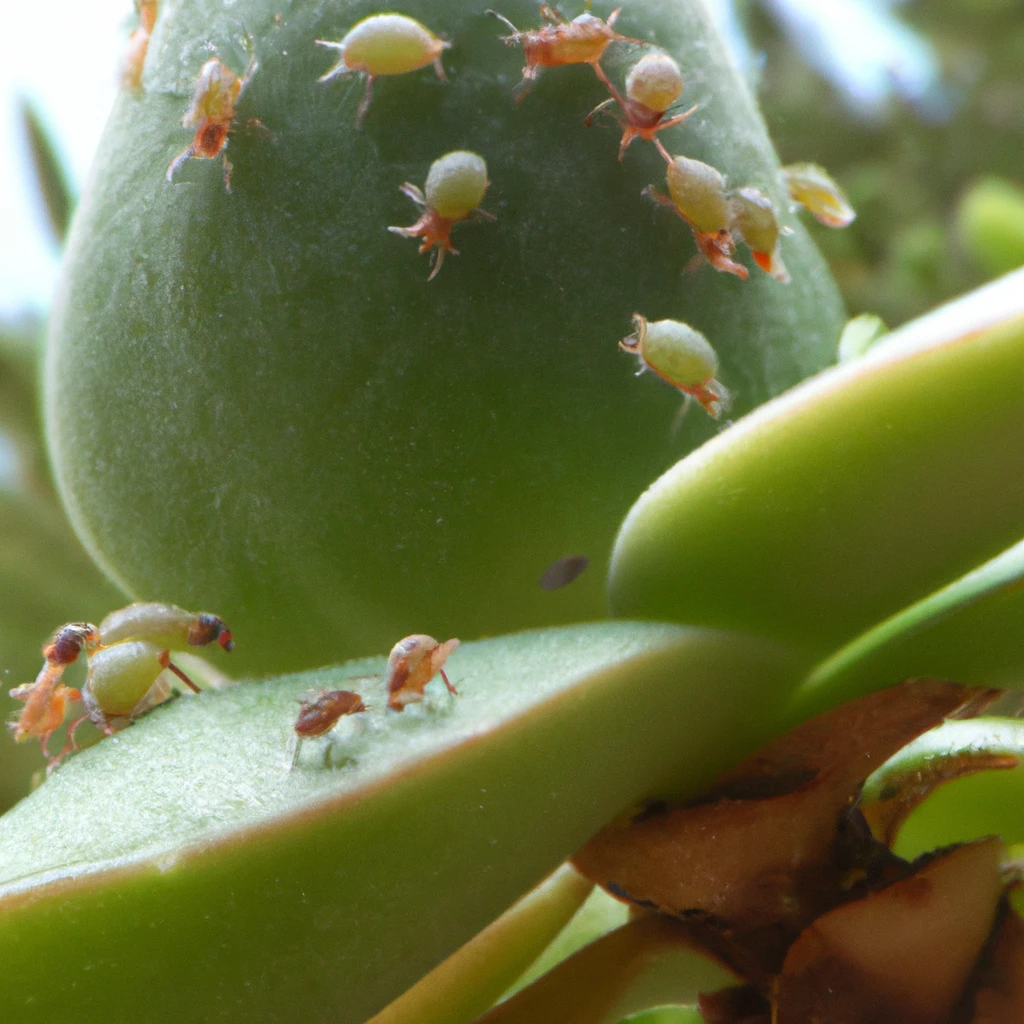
[485,10,521,37]
[584,96,616,126]
[669,396,693,440]
[653,138,672,165]
[289,736,304,772]
[397,182,427,209]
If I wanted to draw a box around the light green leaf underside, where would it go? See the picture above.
[610,269,1024,662]
[864,718,1024,861]
[368,864,593,1024]
[795,538,1024,716]
[473,916,737,1024]
[0,622,799,1024]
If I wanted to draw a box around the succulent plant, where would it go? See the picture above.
[2,1,1023,1022]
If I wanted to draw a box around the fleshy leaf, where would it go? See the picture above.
[471,916,738,1024]
[795,536,1024,714]
[0,622,800,1024]
[368,864,593,1024]
[610,269,1024,661]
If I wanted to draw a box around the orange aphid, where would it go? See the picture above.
[586,51,697,160]
[291,689,368,769]
[386,635,460,711]
[166,43,258,192]
[122,0,158,89]
[488,3,643,102]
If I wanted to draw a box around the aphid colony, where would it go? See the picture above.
[290,635,460,769]
[7,602,460,772]
[8,603,233,768]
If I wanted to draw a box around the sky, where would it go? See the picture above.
[0,0,128,317]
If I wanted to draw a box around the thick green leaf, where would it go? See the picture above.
[368,864,592,1024]
[795,538,1024,715]
[0,622,800,1024]
[861,718,1024,861]
[18,98,75,247]
[45,0,843,675]
[610,269,1024,659]
[472,917,737,1024]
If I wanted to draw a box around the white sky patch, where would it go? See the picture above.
[0,0,129,317]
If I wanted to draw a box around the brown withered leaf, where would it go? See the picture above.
[774,838,1006,1024]
[961,902,1024,1024]
[573,680,998,972]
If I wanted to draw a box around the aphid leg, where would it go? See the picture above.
[158,652,202,694]
[642,185,676,211]
[584,97,616,127]
[669,396,693,439]
[656,102,699,135]
[290,736,304,772]
[590,60,615,95]
[432,48,450,83]
[469,207,497,224]
[166,144,197,183]
[355,74,376,129]
[239,31,259,89]
[439,668,458,696]
[315,40,350,84]
[606,7,622,27]
[427,246,450,282]
[486,10,521,36]
[221,152,234,193]
[398,182,428,209]
[653,138,672,165]
[696,229,748,280]
[512,66,539,105]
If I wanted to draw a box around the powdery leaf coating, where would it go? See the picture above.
[783,162,856,229]
[337,13,447,77]
[666,155,730,234]
[625,52,683,114]
[638,319,719,388]
[424,151,490,220]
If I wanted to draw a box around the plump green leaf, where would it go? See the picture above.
[862,718,1024,861]
[45,0,843,675]
[0,622,800,1024]
[472,917,737,1024]
[795,537,1024,715]
[610,269,1024,660]
[368,864,593,1024]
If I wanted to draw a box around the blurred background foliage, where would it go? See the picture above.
[0,0,1022,805]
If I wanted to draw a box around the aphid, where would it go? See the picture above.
[728,185,790,283]
[619,313,729,418]
[586,52,696,160]
[487,3,642,103]
[783,162,856,229]
[645,155,748,279]
[539,554,590,591]
[291,689,368,769]
[386,634,460,711]
[316,14,449,128]
[122,0,158,89]
[166,41,259,191]
[7,602,233,768]
[389,151,495,280]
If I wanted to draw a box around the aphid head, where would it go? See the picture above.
[626,52,683,114]
[187,613,235,651]
[424,151,490,220]
[44,623,100,665]
[618,313,648,355]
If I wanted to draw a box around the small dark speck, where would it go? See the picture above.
[539,554,589,591]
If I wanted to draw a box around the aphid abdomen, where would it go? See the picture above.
[84,641,169,719]
[98,602,233,652]
[666,156,730,234]
[782,163,856,229]
[341,14,447,77]
[642,320,719,391]
[424,152,490,220]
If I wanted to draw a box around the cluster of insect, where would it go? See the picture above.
[291,634,460,769]
[7,601,460,774]
[145,2,855,419]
